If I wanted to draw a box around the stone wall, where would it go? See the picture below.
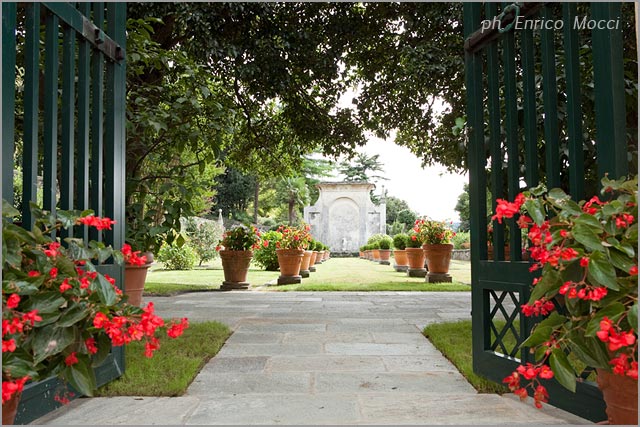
[304,182,386,252]
[451,249,471,261]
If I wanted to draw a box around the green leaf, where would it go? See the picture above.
[92,274,118,306]
[23,291,66,314]
[530,267,562,301]
[608,248,635,273]
[14,281,40,295]
[627,303,637,331]
[33,325,75,364]
[1,353,39,379]
[91,333,112,367]
[566,335,610,369]
[2,200,20,218]
[58,304,90,327]
[588,251,619,290]
[523,199,546,225]
[63,355,97,396]
[549,350,576,393]
[521,312,565,347]
[572,224,605,252]
[584,302,625,336]
[573,214,603,230]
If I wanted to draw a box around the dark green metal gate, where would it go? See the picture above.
[464,2,634,422]
[2,2,126,423]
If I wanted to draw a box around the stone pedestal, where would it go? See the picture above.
[407,268,427,278]
[379,260,390,265]
[300,269,310,278]
[221,281,250,291]
[426,273,452,283]
[310,266,316,272]
[394,265,409,272]
[277,275,302,285]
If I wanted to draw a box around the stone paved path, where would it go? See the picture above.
[33,292,590,425]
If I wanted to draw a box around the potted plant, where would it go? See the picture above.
[254,230,282,271]
[2,202,189,425]
[392,233,409,272]
[359,246,365,258]
[313,240,325,265]
[405,231,427,277]
[323,244,330,261]
[275,224,312,284]
[122,243,151,306]
[378,237,393,265]
[414,218,455,282]
[216,225,264,290]
[308,240,319,272]
[495,176,637,424]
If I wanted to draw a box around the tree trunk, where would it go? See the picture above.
[253,179,259,224]
[289,199,295,225]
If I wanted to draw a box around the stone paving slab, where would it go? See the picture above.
[33,292,592,425]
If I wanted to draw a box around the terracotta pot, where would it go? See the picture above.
[309,251,318,266]
[422,243,454,274]
[300,250,313,272]
[372,249,381,262]
[378,249,391,262]
[394,249,408,267]
[2,390,20,425]
[324,251,330,260]
[219,250,253,283]
[596,368,638,425]
[405,247,426,269]
[359,251,364,258]
[315,251,324,264]
[487,244,511,261]
[277,248,305,276]
[124,262,151,306]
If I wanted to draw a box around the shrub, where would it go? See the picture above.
[379,237,392,250]
[393,233,409,250]
[314,241,324,251]
[452,231,470,249]
[367,233,392,245]
[157,243,198,270]
[185,218,223,266]
[253,230,282,271]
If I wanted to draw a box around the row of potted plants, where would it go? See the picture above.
[215,224,331,288]
[359,220,457,282]
[2,202,189,424]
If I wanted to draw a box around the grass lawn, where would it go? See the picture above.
[97,321,231,396]
[423,320,509,394]
[143,257,471,294]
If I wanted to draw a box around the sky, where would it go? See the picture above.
[326,137,468,222]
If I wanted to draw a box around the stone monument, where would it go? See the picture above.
[303,182,386,254]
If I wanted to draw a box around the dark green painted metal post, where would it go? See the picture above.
[90,2,105,242]
[540,4,560,189]
[43,11,59,214]
[591,2,628,180]
[464,2,488,374]
[521,23,539,190]
[22,3,41,227]
[61,22,76,239]
[2,2,17,204]
[562,3,585,200]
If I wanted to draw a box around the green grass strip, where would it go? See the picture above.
[97,321,231,396]
[423,320,509,394]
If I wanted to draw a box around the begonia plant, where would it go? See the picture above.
[413,218,455,245]
[492,176,637,408]
[215,225,264,251]
[2,201,188,406]
[275,224,312,250]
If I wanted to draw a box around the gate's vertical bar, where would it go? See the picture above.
[76,2,91,240]
[485,3,504,261]
[502,12,521,261]
[2,2,17,204]
[61,21,76,239]
[521,22,539,189]
[464,2,489,370]
[592,2,628,180]
[90,2,105,242]
[43,10,59,213]
[104,2,126,251]
[22,3,41,226]
[563,3,585,200]
[540,4,560,189]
